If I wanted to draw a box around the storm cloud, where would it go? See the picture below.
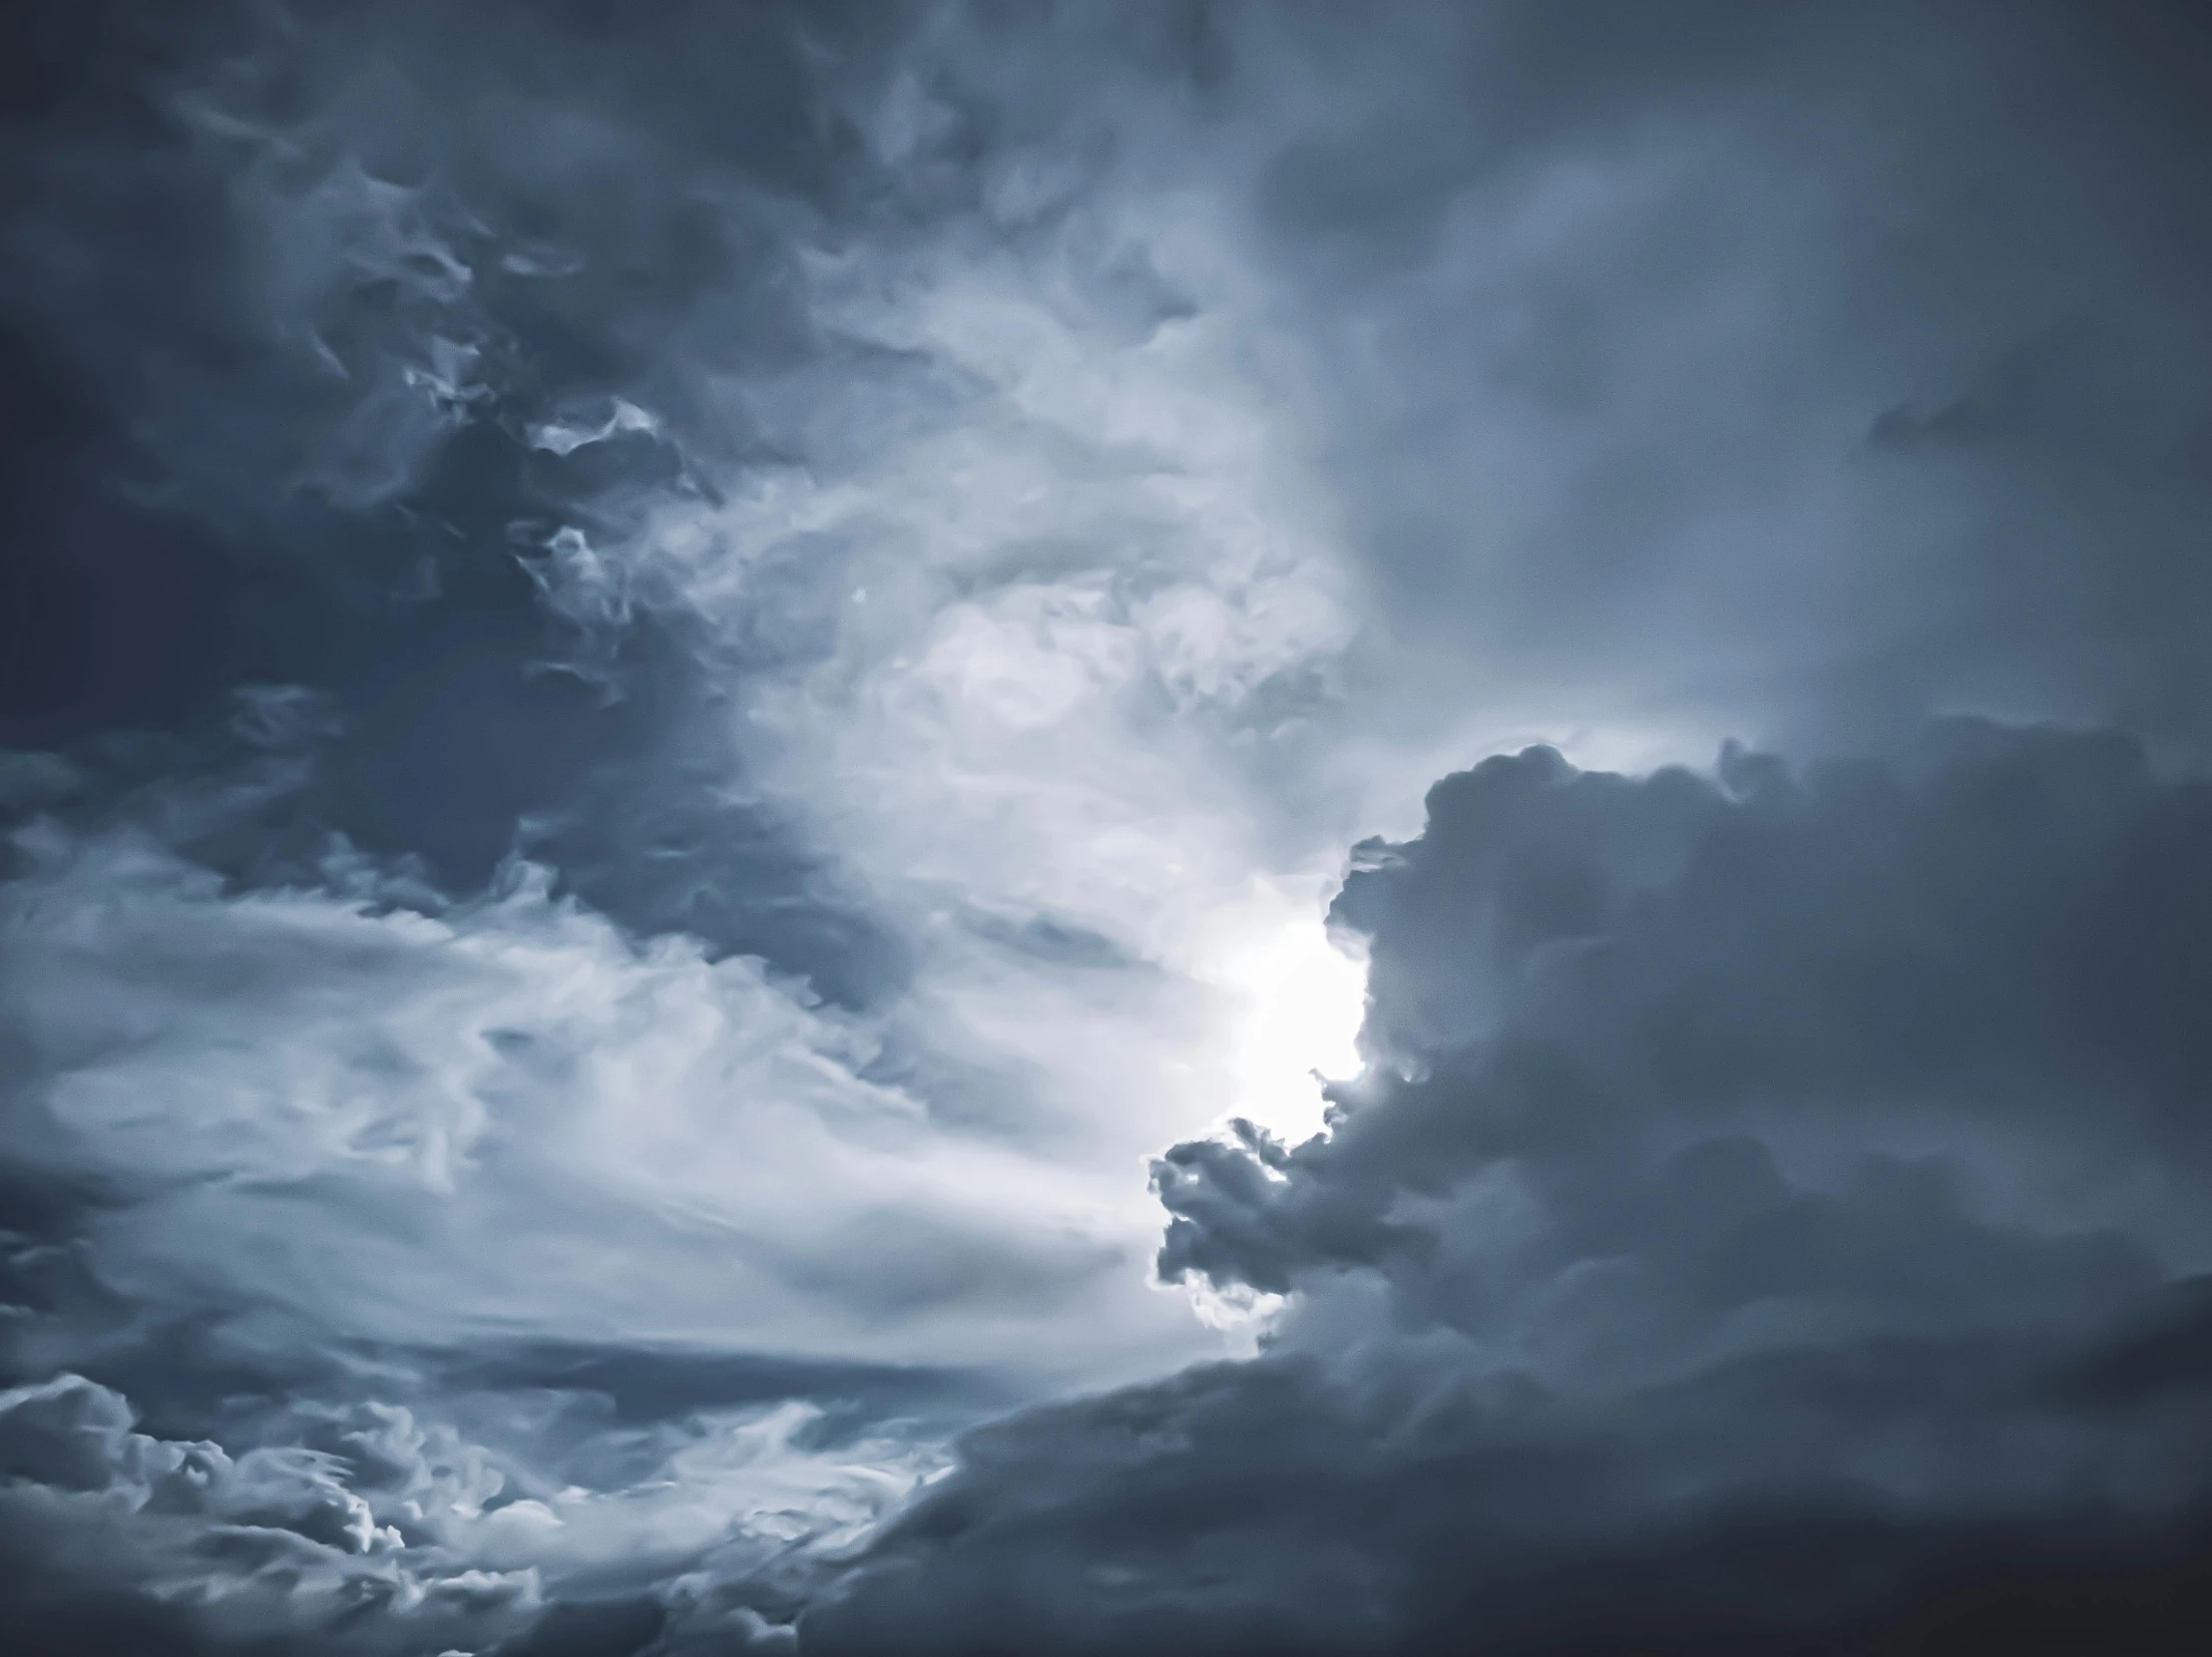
[5,2,2212,1652]
[803,724,2212,1653]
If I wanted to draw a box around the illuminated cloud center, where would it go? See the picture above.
[1201,891,1368,1145]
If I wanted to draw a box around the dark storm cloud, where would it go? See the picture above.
[814,724,2212,1653]
[806,1327,2212,1656]
[1160,722,2212,1307]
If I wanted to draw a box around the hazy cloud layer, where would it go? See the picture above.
[4,1,2212,1651]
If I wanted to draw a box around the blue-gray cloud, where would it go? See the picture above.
[7,1,2212,1651]
[824,724,2212,1653]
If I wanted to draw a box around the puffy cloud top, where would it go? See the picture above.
[821,726,2212,1653]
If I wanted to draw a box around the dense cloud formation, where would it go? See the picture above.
[839,726,2212,1652]
[6,1,2212,1652]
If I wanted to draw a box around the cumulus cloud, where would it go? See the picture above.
[0,1366,948,1656]
[820,725,2212,1652]
[1161,722,2212,1320]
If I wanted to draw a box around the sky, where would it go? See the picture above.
[3,2,2212,1652]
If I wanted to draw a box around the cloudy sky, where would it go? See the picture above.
[4,2,2212,1651]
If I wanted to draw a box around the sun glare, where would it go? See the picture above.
[1205,891,1368,1145]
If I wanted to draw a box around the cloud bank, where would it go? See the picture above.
[809,723,2212,1653]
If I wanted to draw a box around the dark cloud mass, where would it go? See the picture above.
[816,725,2212,1654]
[4,2,2212,1652]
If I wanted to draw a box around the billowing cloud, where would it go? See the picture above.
[822,725,2212,1652]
